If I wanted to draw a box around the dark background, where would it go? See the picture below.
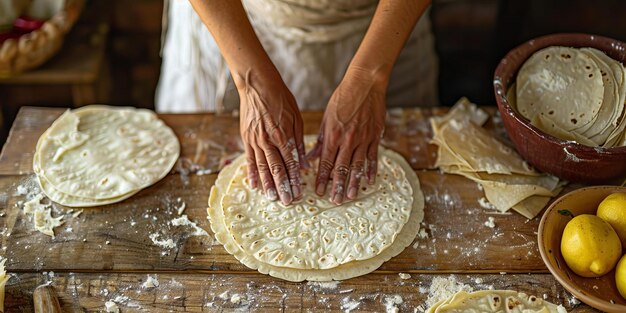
[2,0,626,146]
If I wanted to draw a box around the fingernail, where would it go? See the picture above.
[316,183,326,196]
[280,191,293,206]
[292,184,301,199]
[332,192,343,205]
[347,186,358,199]
[279,181,293,205]
[266,188,278,201]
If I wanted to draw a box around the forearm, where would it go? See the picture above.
[188,0,279,88]
[348,0,432,86]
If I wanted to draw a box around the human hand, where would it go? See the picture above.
[239,69,306,205]
[308,66,386,204]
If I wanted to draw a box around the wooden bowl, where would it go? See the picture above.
[538,186,626,312]
[493,33,626,183]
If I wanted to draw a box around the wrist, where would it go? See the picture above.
[232,62,282,91]
[344,64,390,92]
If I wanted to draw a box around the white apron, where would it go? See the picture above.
[155,0,438,113]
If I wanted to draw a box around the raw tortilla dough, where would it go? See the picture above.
[221,154,413,270]
[33,105,179,206]
[208,138,424,281]
[427,290,567,313]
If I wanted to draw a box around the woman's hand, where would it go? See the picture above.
[239,69,306,206]
[308,66,386,204]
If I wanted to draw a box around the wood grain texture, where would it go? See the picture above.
[4,272,596,312]
[0,107,600,311]
[0,107,448,176]
[1,171,550,273]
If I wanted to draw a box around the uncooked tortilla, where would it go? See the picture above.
[208,138,424,281]
[222,153,413,270]
[427,290,567,313]
[33,105,180,206]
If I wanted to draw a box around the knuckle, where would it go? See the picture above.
[284,159,299,171]
[334,165,350,178]
[319,159,334,173]
[270,164,285,176]
[350,161,365,172]
[257,162,271,173]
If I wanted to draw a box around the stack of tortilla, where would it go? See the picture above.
[512,46,626,147]
[431,98,563,219]
[33,105,180,207]
[208,137,424,282]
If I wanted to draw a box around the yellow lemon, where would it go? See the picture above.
[597,192,626,248]
[561,214,622,277]
[617,254,626,300]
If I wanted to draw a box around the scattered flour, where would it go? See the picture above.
[171,215,209,236]
[484,217,496,228]
[148,233,176,249]
[15,184,28,195]
[230,293,247,305]
[384,294,403,313]
[341,297,360,312]
[217,291,230,300]
[425,276,473,308]
[307,281,340,290]
[142,275,159,288]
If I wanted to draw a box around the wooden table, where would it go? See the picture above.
[0,107,597,312]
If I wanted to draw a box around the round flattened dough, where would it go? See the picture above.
[208,139,424,281]
[222,153,413,270]
[517,46,604,131]
[35,105,180,200]
[34,150,138,207]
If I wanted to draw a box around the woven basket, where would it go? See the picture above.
[0,0,84,77]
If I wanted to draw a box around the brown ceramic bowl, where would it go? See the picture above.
[538,186,626,312]
[494,33,626,183]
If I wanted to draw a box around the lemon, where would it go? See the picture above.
[617,255,626,300]
[561,214,622,277]
[597,192,626,248]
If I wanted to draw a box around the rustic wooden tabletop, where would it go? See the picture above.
[0,107,597,312]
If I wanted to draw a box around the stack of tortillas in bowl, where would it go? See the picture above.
[511,46,626,147]
[33,105,180,207]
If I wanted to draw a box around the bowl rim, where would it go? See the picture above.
[494,32,626,155]
[537,185,626,311]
